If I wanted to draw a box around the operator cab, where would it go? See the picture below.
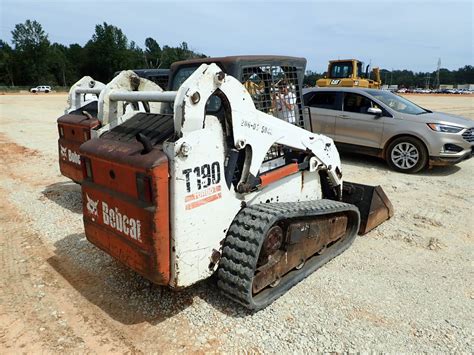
[328,60,365,79]
[168,56,307,127]
[167,56,308,173]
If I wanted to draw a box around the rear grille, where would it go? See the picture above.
[462,128,474,143]
[102,112,174,145]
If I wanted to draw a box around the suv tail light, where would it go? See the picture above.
[136,173,153,203]
[58,125,64,137]
[81,157,93,180]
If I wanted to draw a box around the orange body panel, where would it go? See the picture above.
[57,113,100,183]
[80,139,170,285]
[260,163,299,187]
[58,138,84,182]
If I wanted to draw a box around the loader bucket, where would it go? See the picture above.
[342,181,394,235]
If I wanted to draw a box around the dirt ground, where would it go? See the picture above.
[0,93,473,353]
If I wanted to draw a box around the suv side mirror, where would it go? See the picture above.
[367,107,382,117]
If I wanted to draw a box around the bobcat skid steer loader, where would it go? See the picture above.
[78,61,393,310]
[57,71,166,183]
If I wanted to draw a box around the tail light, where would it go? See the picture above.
[136,173,153,203]
[81,156,93,180]
[58,125,64,137]
[83,129,91,141]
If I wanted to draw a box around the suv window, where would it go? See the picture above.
[304,92,341,110]
[343,93,376,114]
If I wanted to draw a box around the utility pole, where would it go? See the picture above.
[433,58,441,89]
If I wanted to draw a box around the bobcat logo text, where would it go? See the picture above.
[85,194,143,242]
[102,201,142,242]
[60,145,81,165]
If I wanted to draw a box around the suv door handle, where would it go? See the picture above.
[337,114,349,119]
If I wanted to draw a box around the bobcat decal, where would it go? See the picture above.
[60,145,67,159]
[86,194,99,217]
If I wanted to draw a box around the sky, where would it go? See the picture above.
[1,0,473,73]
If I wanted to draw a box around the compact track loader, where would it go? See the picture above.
[79,56,393,310]
[57,71,167,183]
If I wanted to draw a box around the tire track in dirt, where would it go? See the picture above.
[0,133,51,188]
[0,134,202,353]
[0,135,141,352]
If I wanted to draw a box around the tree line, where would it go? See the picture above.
[0,20,206,87]
[1,20,473,89]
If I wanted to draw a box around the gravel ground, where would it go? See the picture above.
[0,93,473,353]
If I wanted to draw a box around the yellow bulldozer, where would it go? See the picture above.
[317,59,381,89]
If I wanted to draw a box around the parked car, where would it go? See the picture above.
[30,85,51,93]
[303,87,474,173]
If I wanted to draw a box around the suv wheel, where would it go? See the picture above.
[386,136,428,173]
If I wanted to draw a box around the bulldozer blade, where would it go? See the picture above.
[342,181,394,235]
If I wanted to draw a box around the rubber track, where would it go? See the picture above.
[217,199,360,310]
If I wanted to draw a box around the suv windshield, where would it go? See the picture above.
[366,90,429,115]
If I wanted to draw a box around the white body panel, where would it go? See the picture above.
[65,76,105,113]
[164,116,241,287]
[98,70,164,125]
[164,117,323,288]
[245,171,322,206]
[161,64,335,287]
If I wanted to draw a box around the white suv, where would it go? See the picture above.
[30,85,51,93]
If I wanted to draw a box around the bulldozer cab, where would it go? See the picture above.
[169,56,307,127]
[329,59,363,79]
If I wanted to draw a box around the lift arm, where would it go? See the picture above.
[173,64,343,191]
[96,64,343,191]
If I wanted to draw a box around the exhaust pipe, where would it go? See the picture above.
[136,133,153,154]
[342,181,394,235]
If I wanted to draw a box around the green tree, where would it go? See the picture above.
[49,43,74,86]
[127,40,146,69]
[0,40,16,85]
[160,42,206,68]
[455,65,474,84]
[145,37,162,68]
[83,22,135,82]
[10,19,51,85]
[303,70,323,86]
[11,19,49,51]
